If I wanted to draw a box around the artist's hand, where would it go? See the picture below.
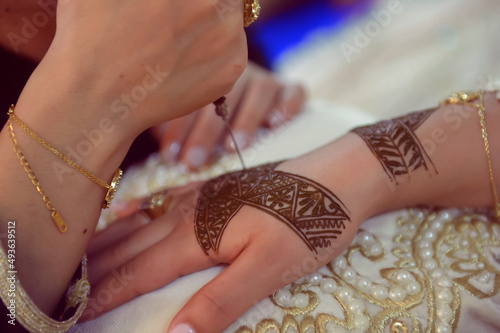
[152,62,306,170]
[16,0,248,136]
[83,144,386,332]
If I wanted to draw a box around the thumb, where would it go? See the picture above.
[167,247,287,333]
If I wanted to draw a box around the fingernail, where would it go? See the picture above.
[161,141,181,164]
[170,324,196,333]
[226,130,249,151]
[186,146,208,169]
[269,108,286,129]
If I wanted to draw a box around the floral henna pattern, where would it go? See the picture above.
[195,163,350,255]
[352,108,438,184]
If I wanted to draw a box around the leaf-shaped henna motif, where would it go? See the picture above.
[352,108,438,184]
[195,163,350,255]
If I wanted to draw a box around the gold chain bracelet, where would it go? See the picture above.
[8,105,122,209]
[8,119,68,233]
[442,91,500,220]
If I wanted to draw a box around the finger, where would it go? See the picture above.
[167,245,292,333]
[82,219,213,321]
[225,75,282,151]
[88,213,178,285]
[159,113,198,164]
[86,212,149,259]
[178,105,226,170]
[266,84,307,129]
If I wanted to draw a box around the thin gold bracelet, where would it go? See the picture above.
[442,91,500,220]
[8,105,123,209]
[8,119,68,233]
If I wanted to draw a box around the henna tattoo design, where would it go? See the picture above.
[352,108,438,184]
[195,163,350,255]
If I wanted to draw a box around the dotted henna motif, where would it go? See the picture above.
[195,163,350,255]
[352,108,438,184]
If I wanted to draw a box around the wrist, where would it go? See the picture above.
[279,133,393,225]
[13,59,136,179]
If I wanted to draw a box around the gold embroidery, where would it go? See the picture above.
[237,210,500,332]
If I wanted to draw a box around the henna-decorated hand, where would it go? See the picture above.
[82,94,500,332]
[81,134,390,332]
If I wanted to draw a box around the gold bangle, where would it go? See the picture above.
[244,0,261,27]
[0,246,89,332]
[8,105,122,209]
[442,91,500,220]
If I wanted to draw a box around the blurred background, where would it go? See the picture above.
[247,0,500,117]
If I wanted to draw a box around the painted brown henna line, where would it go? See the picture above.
[352,108,438,184]
[194,163,351,255]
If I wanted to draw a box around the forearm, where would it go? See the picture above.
[281,92,500,230]
[0,63,134,314]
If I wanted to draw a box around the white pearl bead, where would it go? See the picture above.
[419,248,434,260]
[275,289,292,307]
[437,277,453,288]
[460,239,469,247]
[369,244,383,256]
[478,271,492,283]
[405,281,421,296]
[358,232,374,244]
[308,272,322,286]
[342,268,356,283]
[321,278,337,293]
[371,285,389,300]
[431,269,444,279]
[437,288,453,303]
[424,230,436,240]
[469,231,478,238]
[292,293,309,308]
[477,262,485,270]
[435,322,451,333]
[431,220,444,230]
[437,305,453,323]
[348,299,365,313]
[325,323,346,333]
[423,259,437,271]
[333,256,347,272]
[356,277,372,293]
[353,315,370,330]
[389,286,407,302]
[336,287,353,302]
[471,253,479,260]
[419,240,432,248]
[414,210,424,218]
[395,269,412,284]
